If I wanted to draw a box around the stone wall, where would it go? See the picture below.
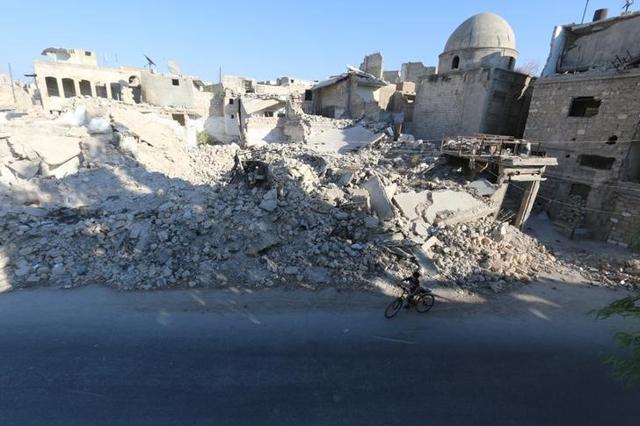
[413,68,530,141]
[524,69,640,244]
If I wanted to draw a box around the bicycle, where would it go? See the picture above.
[384,286,435,319]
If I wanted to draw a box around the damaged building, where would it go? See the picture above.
[34,48,213,121]
[309,65,396,120]
[524,10,640,247]
[413,13,533,141]
[204,75,315,145]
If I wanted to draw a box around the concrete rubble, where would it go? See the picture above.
[1,99,638,294]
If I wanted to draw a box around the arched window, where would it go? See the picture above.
[45,77,59,97]
[507,57,515,70]
[452,56,460,70]
[79,80,92,96]
[61,78,76,98]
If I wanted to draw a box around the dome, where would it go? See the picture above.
[443,12,516,53]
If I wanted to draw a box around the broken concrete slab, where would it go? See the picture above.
[362,176,394,221]
[7,160,39,179]
[305,125,381,155]
[423,190,486,224]
[41,156,80,179]
[467,179,498,197]
[392,190,430,221]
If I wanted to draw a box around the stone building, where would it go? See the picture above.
[413,13,533,141]
[34,47,213,118]
[524,11,640,247]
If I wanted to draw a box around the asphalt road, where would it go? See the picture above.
[0,284,638,425]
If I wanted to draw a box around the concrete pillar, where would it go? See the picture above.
[490,166,509,218]
[514,180,541,229]
[74,80,81,98]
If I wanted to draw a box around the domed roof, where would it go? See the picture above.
[444,12,516,53]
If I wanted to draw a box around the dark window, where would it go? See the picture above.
[61,78,76,98]
[45,77,59,97]
[290,79,295,83]
[229,98,234,105]
[607,135,618,145]
[110,82,122,101]
[79,80,92,96]
[569,183,591,200]
[230,114,235,119]
[304,89,313,101]
[264,111,274,117]
[171,113,186,126]
[569,97,601,117]
[578,154,615,170]
[85,51,91,56]
[452,56,460,70]
[95,84,107,98]
[507,57,515,70]
[172,79,179,86]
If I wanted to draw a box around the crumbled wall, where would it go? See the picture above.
[400,62,436,83]
[313,76,392,120]
[0,74,33,111]
[359,53,383,79]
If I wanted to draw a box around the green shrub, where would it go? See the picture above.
[597,294,640,385]
[197,130,216,146]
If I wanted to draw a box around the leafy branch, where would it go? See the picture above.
[597,294,640,385]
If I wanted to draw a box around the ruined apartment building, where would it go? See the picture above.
[524,10,640,247]
[413,13,533,141]
[34,48,213,119]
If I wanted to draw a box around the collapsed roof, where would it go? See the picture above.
[312,66,388,91]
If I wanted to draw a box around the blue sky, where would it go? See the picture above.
[0,0,633,82]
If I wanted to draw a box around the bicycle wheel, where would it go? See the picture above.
[415,293,435,313]
[384,298,404,319]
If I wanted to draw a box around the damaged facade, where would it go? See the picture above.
[34,47,213,120]
[204,75,315,145]
[413,13,533,141]
[309,66,396,120]
[525,10,640,248]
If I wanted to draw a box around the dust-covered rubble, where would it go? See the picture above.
[0,102,638,294]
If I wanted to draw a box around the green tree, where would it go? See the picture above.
[597,293,640,385]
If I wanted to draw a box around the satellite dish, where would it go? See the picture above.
[623,0,634,13]
[144,55,156,70]
[168,60,182,76]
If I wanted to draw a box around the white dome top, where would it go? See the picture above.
[444,12,516,53]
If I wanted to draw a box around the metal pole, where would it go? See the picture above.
[581,0,590,23]
[7,63,17,105]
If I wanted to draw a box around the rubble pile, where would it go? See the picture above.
[428,219,561,292]
[564,252,640,288]
[1,103,636,294]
